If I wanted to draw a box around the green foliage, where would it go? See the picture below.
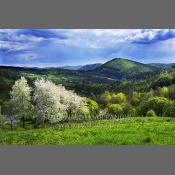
[163,101,175,117]
[111,92,126,104]
[1,59,175,122]
[107,104,123,115]
[146,110,156,117]
[152,73,173,88]
[159,86,169,97]
[130,91,141,106]
[86,98,99,116]
[122,104,137,117]
[147,96,170,116]
[99,91,111,106]
[1,100,11,115]
[168,85,175,100]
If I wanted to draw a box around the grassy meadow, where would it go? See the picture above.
[0,117,175,145]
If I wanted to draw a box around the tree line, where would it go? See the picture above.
[1,76,175,130]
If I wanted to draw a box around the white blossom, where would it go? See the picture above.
[10,77,32,118]
[33,78,65,123]
[33,78,87,123]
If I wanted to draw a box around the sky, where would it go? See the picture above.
[1,29,175,67]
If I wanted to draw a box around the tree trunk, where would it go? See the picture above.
[10,120,13,130]
[67,110,72,127]
[22,116,25,128]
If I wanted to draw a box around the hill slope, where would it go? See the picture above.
[79,63,102,71]
[148,63,175,69]
[94,58,161,79]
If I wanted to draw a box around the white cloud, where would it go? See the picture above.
[52,29,174,49]
[1,29,175,65]
[16,52,38,61]
[0,40,32,52]
[10,34,45,42]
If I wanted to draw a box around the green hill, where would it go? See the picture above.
[94,58,161,79]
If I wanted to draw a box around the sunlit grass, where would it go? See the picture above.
[0,117,175,145]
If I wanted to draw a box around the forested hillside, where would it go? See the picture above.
[1,58,175,123]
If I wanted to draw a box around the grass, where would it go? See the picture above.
[0,117,175,145]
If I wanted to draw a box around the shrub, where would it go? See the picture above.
[122,103,137,117]
[147,96,170,116]
[107,104,123,115]
[128,108,137,117]
[111,92,126,104]
[163,101,175,117]
[146,110,156,117]
[86,98,99,116]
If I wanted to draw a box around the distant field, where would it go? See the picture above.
[0,117,175,145]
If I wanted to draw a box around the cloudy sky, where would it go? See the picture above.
[1,29,175,67]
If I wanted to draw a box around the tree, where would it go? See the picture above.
[168,85,175,100]
[152,73,172,88]
[33,78,87,124]
[146,109,156,117]
[146,89,154,98]
[75,106,90,121]
[107,104,123,116]
[111,92,126,104]
[10,77,32,128]
[159,86,169,98]
[147,96,169,116]
[130,91,141,106]
[33,78,65,124]
[128,107,137,117]
[60,88,86,122]
[1,100,15,130]
[86,98,99,117]
[122,103,137,117]
[163,101,175,117]
[0,105,5,129]
[99,91,111,106]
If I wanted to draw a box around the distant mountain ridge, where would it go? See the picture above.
[60,63,102,70]
[0,58,174,80]
[61,65,83,70]
[148,63,175,69]
[79,63,102,71]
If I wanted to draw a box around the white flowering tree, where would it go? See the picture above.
[33,78,65,123]
[59,87,87,121]
[10,77,32,128]
[33,78,87,124]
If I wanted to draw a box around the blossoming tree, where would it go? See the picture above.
[33,78,87,123]
[33,78,65,123]
[10,77,32,128]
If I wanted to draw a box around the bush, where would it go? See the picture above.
[107,104,123,115]
[122,103,137,117]
[128,108,137,117]
[146,110,156,117]
[163,101,175,117]
[111,92,126,104]
[86,98,99,116]
[147,96,170,116]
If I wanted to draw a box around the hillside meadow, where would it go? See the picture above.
[1,58,175,145]
[0,117,175,145]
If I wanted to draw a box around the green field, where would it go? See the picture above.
[0,117,175,145]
